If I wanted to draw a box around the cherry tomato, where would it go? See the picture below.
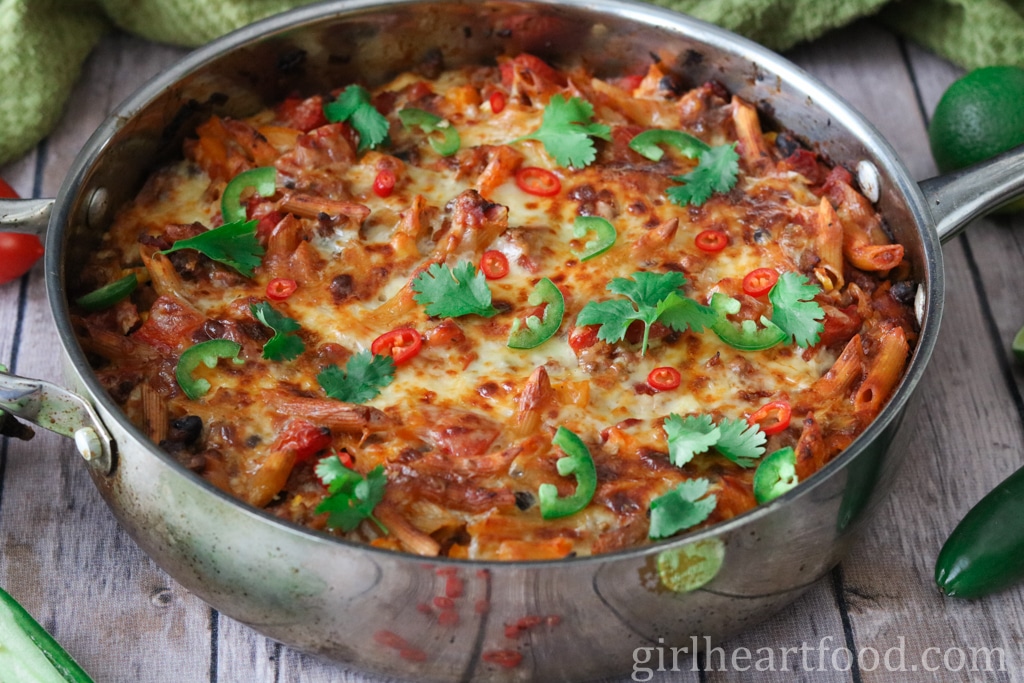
[515,167,561,197]
[0,179,44,284]
[371,328,423,365]
[747,400,792,436]
[274,419,332,463]
[480,250,510,279]
[489,91,507,114]
[694,229,728,252]
[647,366,681,391]
[266,278,298,300]
[373,168,396,198]
[742,267,779,297]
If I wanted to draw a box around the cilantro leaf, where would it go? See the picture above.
[518,95,611,168]
[160,219,264,277]
[664,414,720,467]
[314,457,387,533]
[666,143,740,207]
[649,478,718,539]
[715,418,767,468]
[411,261,498,318]
[768,272,825,348]
[250,302,305,361]
[317,350,395,404]
[575,271,714,355]
[323,85,390,152]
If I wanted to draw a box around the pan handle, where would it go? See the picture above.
[919,143,1024,244]
[0,198,53,237]
[0,366,115,475]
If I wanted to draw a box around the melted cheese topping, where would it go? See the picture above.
[77,58,917,560]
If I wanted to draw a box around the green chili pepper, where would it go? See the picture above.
[538,426,597,519]
[935,465,1024,598]
[572,216,617,261]
[221,166,277,224]
[709,293,788,351]
[398,108,461,156]
[507,278,565,350]
[0,586,94,683]
[74,274,137,312]
[753,447,799,504]
[175,339,244,400]
[628,129,709,161]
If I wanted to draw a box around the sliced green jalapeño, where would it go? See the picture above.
[628,129,709,161]
[175,339,245,400]
[573,216,617,261]
[753,447,799,504]
[398,107,461,156]
[709,293,788,351]
[74,274,137,312]
[507,278,565,350]
[538,427,597,519]
[221,166,277,224]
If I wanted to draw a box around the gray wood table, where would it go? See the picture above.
[2,16,1023,683]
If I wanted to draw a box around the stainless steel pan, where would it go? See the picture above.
[2,1,1024,680]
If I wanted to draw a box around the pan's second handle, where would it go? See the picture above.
[919,143,1024,244]
[0,198,53,237]
[0,367,115,475]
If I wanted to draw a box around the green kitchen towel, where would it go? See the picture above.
[2,0,1024,166]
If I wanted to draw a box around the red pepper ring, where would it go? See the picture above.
[747,400,793,436]
[266,278,298,301]
[515,167,561,197]
[480,250,510,280]
[371,328,423,365]
[647,366,681,391]
[489,91,507,114]
[694,229,728,252]
[742,267,779,297]
[373,168,396,198]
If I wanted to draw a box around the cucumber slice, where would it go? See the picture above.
[0,588,93,683]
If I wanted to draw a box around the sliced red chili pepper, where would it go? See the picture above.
[274,419,332,463]
[371,328,423,365]
[742,267,779,297]
[747,400,792,436]
[695,229,728,252]
[489,91,507,114]
[266,278,298,301]
[515,167,561,197]
[373,169,396,198]
[647,366,681,391]
[480,250,509,279]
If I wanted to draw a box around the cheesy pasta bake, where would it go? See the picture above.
[73,52,918,560]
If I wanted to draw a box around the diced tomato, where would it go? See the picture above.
[133,296,204,351]
[500,53,565,89]
[780,149,824,184]
[819,304,863,347]
[568,325,599,353]
[273,419,332,463]
[276,95,328,132]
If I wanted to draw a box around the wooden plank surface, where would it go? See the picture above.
[1,16,1022,683]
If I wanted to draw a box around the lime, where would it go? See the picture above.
[929,66,1024,173]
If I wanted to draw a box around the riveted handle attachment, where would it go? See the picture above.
[0,367,115,475]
